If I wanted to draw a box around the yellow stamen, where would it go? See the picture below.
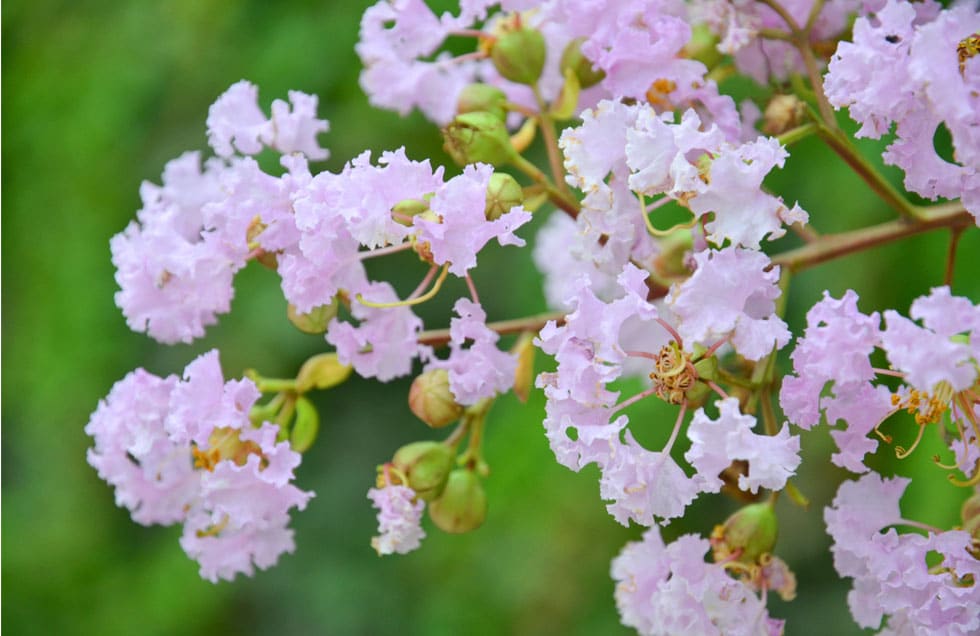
[356,264,449,308]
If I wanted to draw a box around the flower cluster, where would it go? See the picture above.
[86,350,312,582]
[826,473,980,634]
[89,0,980,633]
[781,286,980,474]
[824,0,980,220]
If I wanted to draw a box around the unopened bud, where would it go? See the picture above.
[296,352,352,393]
[392,441,455,501]
[485,172,524,221]
[409,369,463,428]
[443,111,518,167]
[712,502,778,564]
[491,27,546,85]
[290,396,319,453]
[287,301,338,334]
[457,83,508,121]
[762,94,807,136]
[560,37,605,89]
[428,469,487,533]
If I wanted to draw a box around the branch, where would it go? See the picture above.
[772,203,973,273]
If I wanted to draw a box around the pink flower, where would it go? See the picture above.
[327,281,424,382]
[825,474,980,634]
[367,484,426,555]
[426,298,517,405]
[685,397,800,494]
[413,163,532,276]
[207,81,329,159]
[87,351,314,583]
[612,528,784,635]
[86,369,198,526]
[668,247,790,361]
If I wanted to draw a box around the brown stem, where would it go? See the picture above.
[417,311,566,347]
[945,226,965,286]
[817,125,924,220]
[532,85,571,198]
[771,203,972,273]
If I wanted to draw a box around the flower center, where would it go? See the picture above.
[649,342,697,404]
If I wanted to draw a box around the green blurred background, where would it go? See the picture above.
[3,1,978,634]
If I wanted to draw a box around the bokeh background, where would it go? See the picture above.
[4,1,978,634]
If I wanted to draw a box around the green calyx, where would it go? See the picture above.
[392,441,455,501]
[409,369,464,429]
[485,172,524,221]
[713,502,778,564]
[490,27,546,86]
[428,469,487,533]
[442,111,519,167]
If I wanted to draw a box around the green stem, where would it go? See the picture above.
[816,124,925,220]
[776,122,818,147]
[512,154,581,218]
[803,0,826,33]
[771,202,972,273]
[532,84,570,197]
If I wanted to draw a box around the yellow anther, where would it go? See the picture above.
[958,33,980,73]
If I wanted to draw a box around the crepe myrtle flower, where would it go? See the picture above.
[86,350,313,583]
[536,260,799,526]
[825,473,980,634]
[781,287,980,477]
[612,528,785,636]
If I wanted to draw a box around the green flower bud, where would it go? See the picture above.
[392,441,455,501]
[288,301,338,334]
[491,27,547,85]
[392,198,430,227]
[428,469,487,533]
[408,369,464,428]
[296,352,352,393]
[560,37,605,89]
[712,502,778,564]
[442,111,518,167]
[484,172,524,221]
[457,83,508,121]
[290,396,319,453]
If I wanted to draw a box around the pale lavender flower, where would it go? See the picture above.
[165,350,261,447]
[327,281,424,382]
[826,474,980,634]
[426,298,517,405]
[207,80,269,157]
[180,422,313,583]
[367,484,426,555]
[600,432,700,525]
[207,81,329,159]
[685,397,800,494]
[112,153,239,344]
[881,285,980,392]
[414,163,532,276]
[86,369,198,526]
[269,91,330,160]
[668,247,790,360]
[691,137,807,249]
[612,528,784,635]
